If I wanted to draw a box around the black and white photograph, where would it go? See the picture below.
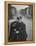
[8,4,33,42]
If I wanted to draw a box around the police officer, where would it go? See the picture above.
[9,16,27,41]
[8,6,27,41]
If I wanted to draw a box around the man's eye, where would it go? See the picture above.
[20,17,22,19]
[17,17,19,20]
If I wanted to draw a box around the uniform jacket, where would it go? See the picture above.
[8,21,27,41]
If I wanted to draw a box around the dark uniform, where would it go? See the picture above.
[8,21,27,42]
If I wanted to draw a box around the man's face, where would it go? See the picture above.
[17,16,22,23]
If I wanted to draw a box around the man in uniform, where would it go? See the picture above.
[9,16,27,41]
[8,6,27,41]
